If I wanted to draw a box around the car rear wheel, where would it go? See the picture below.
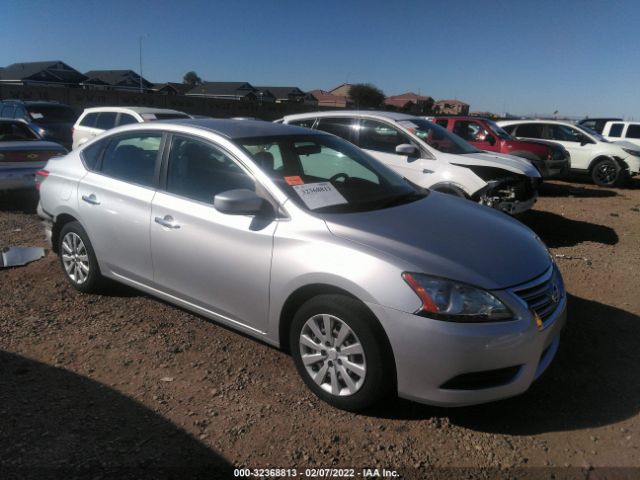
[591,158,628,187]
[58,221,104,293]
[290,294,394,411]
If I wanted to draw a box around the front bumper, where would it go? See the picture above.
[367,287,567,407]
[539,158,570,179]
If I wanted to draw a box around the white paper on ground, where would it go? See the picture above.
[292,182,348,210]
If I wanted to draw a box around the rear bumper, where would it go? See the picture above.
[0,167,38,191]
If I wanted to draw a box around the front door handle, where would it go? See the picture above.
[81,194,100,205]
[154,215,180,229]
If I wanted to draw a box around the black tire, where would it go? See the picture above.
[57,221,105,293]
[289,294,395,411]
[591,158,628,187]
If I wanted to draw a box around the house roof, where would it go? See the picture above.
[435,99,469,106]
[384,92,433,108]
[186,82,257,96]
[153,82,194,95]
[0,61,86,83]
[308,89,347,104]
[254,86,305,99]
[83,70,153,88]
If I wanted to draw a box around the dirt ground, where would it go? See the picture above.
[1,177,639,480]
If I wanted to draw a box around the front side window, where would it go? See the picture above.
[608,123,624,137]
[239,134,424,214]
[95,112,118,130]
[358,119,412,154]
[315,118,356,143]
[452,120,489,143]
[435,119,448,128]
[626,125,640,139]
[100,133,161,187]
[166,136,254,203]
[1,105,15,118]
[515,123,544,138]
[396,119,480,155]
[117,113,138,126]
[548,124,583,142]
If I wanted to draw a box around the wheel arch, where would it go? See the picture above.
[51,213,80,253]
[429,181,470,198]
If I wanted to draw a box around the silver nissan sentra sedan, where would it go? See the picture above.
[37,119,567,411]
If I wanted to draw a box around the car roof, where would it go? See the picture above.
[117,118,327,139]
[282,110,421,122]
[498,119,580,126]
[81,106,187,115]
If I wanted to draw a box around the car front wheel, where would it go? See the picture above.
[591,158,628,187]
[58,221,104,293]
[290,294,394,411]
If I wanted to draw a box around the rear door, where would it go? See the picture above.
[77,131,163,282]
[150,133,276,332]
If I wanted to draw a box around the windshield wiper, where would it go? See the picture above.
[377,191,425,209]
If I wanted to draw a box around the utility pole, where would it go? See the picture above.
[139,35,147,93]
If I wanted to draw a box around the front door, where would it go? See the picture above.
[150,134,276,332]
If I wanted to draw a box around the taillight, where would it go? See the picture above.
[35,169,49,190]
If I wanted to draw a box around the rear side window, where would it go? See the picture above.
[515,123,544,138]
[81,139,106,171]
[288,118,316,129]
[117,113,138,126]
[166,135,254,203]
[357,119,412,154]
[608,123,624,137]
[79,112,99,127]
[95,112,118,130]
[315,118,356,143]
[152,113,190,120]
[626,125,640,139]
[100,133,162,187]
[435,119,448,128]
[0,121,37,141]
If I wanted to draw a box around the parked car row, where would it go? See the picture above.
[37,118,567,411]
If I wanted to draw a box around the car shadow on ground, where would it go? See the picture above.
[538,181,617,198]
[368,294,640,434]
[520,210,618,247]
[0,350,233,479]
[0,190,39,214]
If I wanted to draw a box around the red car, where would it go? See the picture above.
[433,116,569,179]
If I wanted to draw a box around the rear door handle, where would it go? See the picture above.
[81,194,100,205]
[154,215,180,229]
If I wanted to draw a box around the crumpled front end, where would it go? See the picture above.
[474,174,540,215]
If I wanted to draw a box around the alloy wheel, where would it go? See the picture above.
[61,232,90,284]
[299,314,367,396]
[595,163,618,185]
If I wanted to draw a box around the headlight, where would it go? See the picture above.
[622,148,640,157]
[402,273,513,322]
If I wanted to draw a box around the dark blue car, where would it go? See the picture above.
[0,100,76,150]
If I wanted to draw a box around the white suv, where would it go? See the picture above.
[499,119,640,187]
[601,121,640,148]
[280,111,540,215]
[72,106,190,149]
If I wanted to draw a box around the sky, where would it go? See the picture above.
[3,0,640,118]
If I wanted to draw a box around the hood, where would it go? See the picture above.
[515,137,565,153]
[0,140,67,152]
[438,150,539,177]
[323,192,550,290]
[612,140,640,152]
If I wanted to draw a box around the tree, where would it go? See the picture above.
[183,71,202,86]
[348,83,385,108]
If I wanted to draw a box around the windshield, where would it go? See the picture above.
[0,121,38,141]
[575,124,609,142]
[238,134,425,214]
[485,119,512,140]
[396,119,482,155]
[26,105,76,124]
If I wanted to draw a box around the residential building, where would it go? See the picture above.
[0,61,86,87]
[434,99,470,115]
[254,86,307,103]
[384,92,434,112]
[82,70,154,92]
[153,82,194,95]
[307,90,347,108]
[329,83,353,98]
[185,82,275,102]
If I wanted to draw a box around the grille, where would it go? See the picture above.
[439,365,522,390]
[513,267,563,323]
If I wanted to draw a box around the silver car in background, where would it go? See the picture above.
[38,119,566,411]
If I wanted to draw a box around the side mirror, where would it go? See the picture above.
[214,189,268,215]
[485,134,496,146]
[395,143,419,157]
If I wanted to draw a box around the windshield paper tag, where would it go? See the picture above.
[292,182,348,210]
[284,175,304,186]
[30,112,44,119]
